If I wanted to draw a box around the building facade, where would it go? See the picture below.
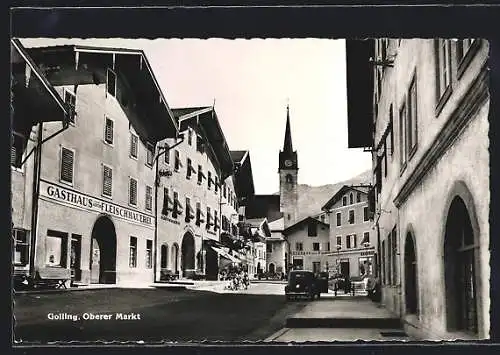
[266,217,287,276]
[155,107,239,281]
[283,217,330,273]
[346,38,490,339]
[322,185,375,278]
[12,44,179,286]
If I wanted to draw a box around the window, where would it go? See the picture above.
[389,105,394,159]
[387,232,392,285]
[196,134,204,153]
[146,143,154,167]
[353,234,357,248]
[162,188,171,216]
[64,89,76,124]
[342,196,347,206]
[13,229,29,265]
[146,239,153,269]
[286,174,293,183]
[313,242,320,251]
[336,212,341,226]
[356,193,361,203]
[129,237,137,268]
[196,202,204,226]
[363,207,369,221]
[188,128,193,146]
[11,132,25,169]
[197,165,205,184]
[436,39,452,103]
[349,210,355,224]
[106,69,116,97]
[186,158,193,179]
[349,193,353,205]
[287,214,291,221]
[104,117,114,145]
[295,242,303,251]
[363,232,370,246]
[266,242,273,253]
[164,143,170,164]
[214,211,219,230]
[174,150,180,171]
[308,222,318,237]
[206,206,212,229]
[173,191,183,218]
[185,197,195,222]
[102,165,113,197]
[145,185,153,212]
[457,39,476,61]
[408,75,418,155]
[325,242,330,251]
[399,103,407,169]
[223,184,227,199]
[130,133,138,159]
[215,176,219,194]
[129,178,138,206]
[336,236,342,248]
[45,230,68,267]
[346,235,351,249]
[60,147,75,184]
[383,142,388,177]
[208,171,212,190]
[160,244,168,269]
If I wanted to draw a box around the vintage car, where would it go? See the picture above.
[285,270,320,301]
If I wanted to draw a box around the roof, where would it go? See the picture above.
[345,39,375,148]
[268,217,284,231]
[245,194,283,222]
[175,106,234,180]
[321,184,371,211]
[283,216,329,236]
[230,150,255,204]
[24,44,179,143]
[10,38,71,134]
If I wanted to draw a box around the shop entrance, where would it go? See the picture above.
[90,215,117,284]
[340,261,350,278]
[205,246,218,280]
[405,233,418,314]
[71,234,82,282]
[181,232,195,278]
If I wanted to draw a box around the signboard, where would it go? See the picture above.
[291,251,331,256]
[39,180,154,228]
[360,250,375,256]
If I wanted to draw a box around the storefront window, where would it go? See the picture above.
[45,231,68,267]
[359,257,373,276]
[13,229,29,265]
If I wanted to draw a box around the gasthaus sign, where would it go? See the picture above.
[39,179,154,228]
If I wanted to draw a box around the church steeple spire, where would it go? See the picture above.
[282,104,294,154]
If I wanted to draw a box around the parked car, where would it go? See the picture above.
[316,272,329,293]
[350,276,366,294]
[285,270,320,301]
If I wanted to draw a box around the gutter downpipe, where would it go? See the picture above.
[29,119,70,280]
[153,134,184,283]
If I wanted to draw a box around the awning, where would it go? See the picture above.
[211,246,241,264]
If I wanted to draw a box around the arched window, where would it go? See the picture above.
[286,174,293,184]
[349,193,354,205]
[444,196,478,334]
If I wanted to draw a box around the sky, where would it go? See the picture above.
[21,38,371,194]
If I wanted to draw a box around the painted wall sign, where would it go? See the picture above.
[40,180,154,228]
[291,251,331,256]
[360,251,375,256]
[161,214,180,225]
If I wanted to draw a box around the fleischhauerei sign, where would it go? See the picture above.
[39,179,154,228]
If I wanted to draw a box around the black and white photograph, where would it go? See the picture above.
[10,10,494,345]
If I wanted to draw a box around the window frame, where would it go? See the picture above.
[336,236,342,248]
[435,39,453,115]
[336,212,342,227]
[408,72,419,160]
[101,163,113,199]
[63,88,77,125]
[145,239,153,269]
[103,116,115,146]
[145,185,153,212]
[11,131,26,170]
[106,68,117,97]
[312,242,320,252]
[12,228,29,266]
[348,209,355,225]
[456,39,481,80]
[60,146,76,186]
[146,142,155,168]
[129,236,137,268]
[128,177,138,207]
[45,230,68,268]
[399,101,408,173]
[129,132,139,160]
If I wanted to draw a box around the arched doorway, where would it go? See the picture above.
[181,232,195,278]
[404,232,418,315]
[444,196,478,334]
[90,215,117,284]
[269,263,275,274]
[171,243,179,275]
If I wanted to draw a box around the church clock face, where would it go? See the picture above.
[285,159,293,167]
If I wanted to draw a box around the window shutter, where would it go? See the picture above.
[61,148,74,183]
[105,118,114,144]
[130,134,138,158]
[129,178,137,205]
[103,165,113,196]
[162,188,169,215]
[146,186,152,211]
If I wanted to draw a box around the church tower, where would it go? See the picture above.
[279,105,299,228]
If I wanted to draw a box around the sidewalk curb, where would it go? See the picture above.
[286,317,402,329]
[264,328,290,342]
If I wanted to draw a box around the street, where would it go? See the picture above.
[13,282,308,343]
